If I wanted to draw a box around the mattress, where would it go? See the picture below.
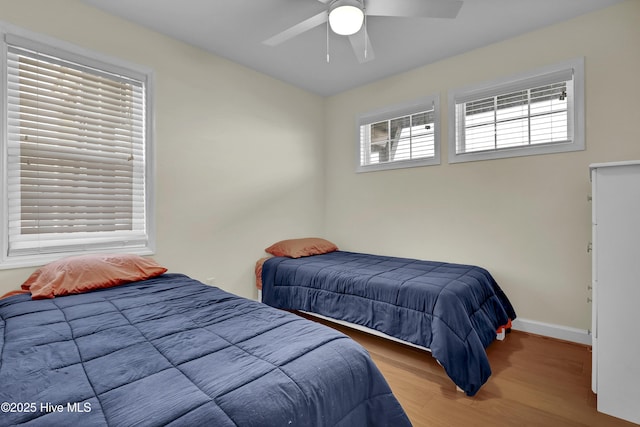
[261,251,516,396]
[0,273,410,426]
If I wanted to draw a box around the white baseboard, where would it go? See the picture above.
[511,318,592,346]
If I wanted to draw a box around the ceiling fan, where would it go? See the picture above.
[263,0,464,63]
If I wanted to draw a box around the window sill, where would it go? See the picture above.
[357,156,440,173]
[448,139,584,164]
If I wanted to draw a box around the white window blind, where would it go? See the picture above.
[448,58,584,163]
[3,33,153,262]
[460,81,569,152]
[357,96,440,172]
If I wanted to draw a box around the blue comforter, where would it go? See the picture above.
[0,273,410,427]
[262,251,516,396]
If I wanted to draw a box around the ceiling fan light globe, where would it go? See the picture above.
[329,2,364,36]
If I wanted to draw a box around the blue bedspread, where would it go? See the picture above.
[262,251,516,396]
[0,273,410,427]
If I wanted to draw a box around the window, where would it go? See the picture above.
[448,58,584,163]
[357,95,440,172]
[1,28,155,268]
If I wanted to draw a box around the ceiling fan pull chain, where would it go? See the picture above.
[326,15,330,63]
[364,8,368,59]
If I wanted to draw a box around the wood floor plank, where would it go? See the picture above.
[301,314,637,427]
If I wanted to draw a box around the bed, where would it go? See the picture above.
[0,255,411,427]
[257,240,516,397]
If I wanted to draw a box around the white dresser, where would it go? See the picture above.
[590,161,640,425]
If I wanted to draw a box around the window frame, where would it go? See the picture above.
[447,58,584,164]
[0,22,156,269]
[356,95,441,173]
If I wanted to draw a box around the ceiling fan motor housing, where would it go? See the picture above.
[329,0,365,36]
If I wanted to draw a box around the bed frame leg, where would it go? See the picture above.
[436,359,466,394]
[496,320,512,341]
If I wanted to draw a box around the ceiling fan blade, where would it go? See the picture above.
[349,29,375,63]
[263,11,328,46]
[366,0,463,19]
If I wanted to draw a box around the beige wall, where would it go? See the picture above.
[0,0,326,298]
[1,0,638,333]
[324,0,640,330]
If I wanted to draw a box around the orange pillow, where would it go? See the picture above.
[21,253,167,299]
[265,238,338,259]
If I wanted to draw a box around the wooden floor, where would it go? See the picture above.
[302,315,637,427]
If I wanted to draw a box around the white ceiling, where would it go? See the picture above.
[82,0,624,96]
